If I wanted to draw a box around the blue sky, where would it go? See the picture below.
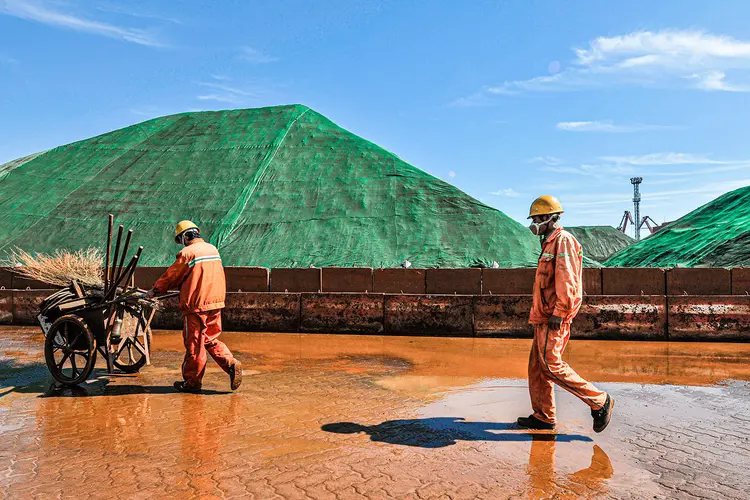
[2,0,749,235]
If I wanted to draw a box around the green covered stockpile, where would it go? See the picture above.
[0,105,540,268]
[566,226,633,264]
[606,185,750,267]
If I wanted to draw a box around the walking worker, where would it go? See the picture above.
[148,220,242,393]
[517,196,614,432]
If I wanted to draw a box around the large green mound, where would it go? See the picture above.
[566,226,634,264]
[0,105,539,268]
[605,185,750,267]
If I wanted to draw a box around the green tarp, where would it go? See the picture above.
[566,226,634,264]
[0,105,540,268]
[605,186,750,267]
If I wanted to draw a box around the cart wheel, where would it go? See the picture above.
[44,315,97,386]
[113,316,151,373]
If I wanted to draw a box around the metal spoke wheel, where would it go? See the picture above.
[44,315,97,386]
[112,312,151,373]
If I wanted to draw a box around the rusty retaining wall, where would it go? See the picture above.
[3,266,749,340]
[575,296,667,340]
[668,296,750,341]
[3,266,749,296]
[7,289,746,341]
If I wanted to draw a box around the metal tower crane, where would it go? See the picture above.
[640,216,660,235]
[631,177,643,240]
[618,211,635,233]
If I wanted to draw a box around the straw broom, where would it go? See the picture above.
[5,247,104,288]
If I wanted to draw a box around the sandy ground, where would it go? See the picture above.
[2,326,750,499]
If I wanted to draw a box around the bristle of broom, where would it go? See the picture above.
[5,247,104,288]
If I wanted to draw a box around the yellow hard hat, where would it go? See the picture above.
[174,220,200,243]
[528,195,564,219]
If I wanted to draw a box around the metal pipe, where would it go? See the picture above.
[104,214,113,292]
[106,247,143,301]
[119,246,143,290]
[114,229,133,285]
[109,225,124,287]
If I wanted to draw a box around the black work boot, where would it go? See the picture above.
[517,415,555,430]
[173,381,202,394]
[229,361,243,391]
[592,394,614,433]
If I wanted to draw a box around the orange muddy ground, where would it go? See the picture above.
[1,326,750,499]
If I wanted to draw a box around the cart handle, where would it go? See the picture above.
[132,289,180,300]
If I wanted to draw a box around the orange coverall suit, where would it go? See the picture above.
[153,238,235,388]
[528,227,607,424]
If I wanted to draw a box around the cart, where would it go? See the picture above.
[36,215,175,386]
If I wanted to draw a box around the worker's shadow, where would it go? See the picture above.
[322,417,592,448]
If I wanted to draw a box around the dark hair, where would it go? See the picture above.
[183,228,200,243]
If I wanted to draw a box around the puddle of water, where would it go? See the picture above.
[4,326,750,388]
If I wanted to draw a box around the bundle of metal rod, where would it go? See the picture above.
[104,247,143,301]
[102,215,142,300]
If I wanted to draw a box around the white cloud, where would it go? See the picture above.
[450,91,500,107]
[539,152,750,180]
[197,94,242,104]
[575,30,750,65]
[600,153,737,165]
[95,3,182,25]
[556,120,673,133]
[239,47,278,64]
[688,70,750,92]
[649,163,750,177]
[456,29,750,103]
[491,188,520,197]
[196,79,260,104]
[529,156,563,166]
[0,0,163,47]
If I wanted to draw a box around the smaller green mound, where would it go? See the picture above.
[567,226,634,264]
[605,186,750,267]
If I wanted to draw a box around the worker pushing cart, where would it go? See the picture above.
[148,220,242,393]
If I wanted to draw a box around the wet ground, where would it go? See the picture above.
[2,326,750,499]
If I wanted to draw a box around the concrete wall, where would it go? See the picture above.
[3,266,749,340]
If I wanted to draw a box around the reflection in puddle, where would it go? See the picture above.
[527,434,613,498]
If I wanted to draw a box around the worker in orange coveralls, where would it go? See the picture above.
[147,221,242,393]
[517,196,614,433]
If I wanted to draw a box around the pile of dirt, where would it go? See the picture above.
[0,105,539,268]
[566,226,634,264]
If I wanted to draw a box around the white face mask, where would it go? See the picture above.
[529,220,548,236]
[529,215,557,236]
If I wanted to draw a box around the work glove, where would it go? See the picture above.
[548,315,563,331]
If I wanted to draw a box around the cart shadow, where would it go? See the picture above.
[1,361,229,398]
[41,382,230,397]
[40,368,231,397]
[322,417,593,448]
